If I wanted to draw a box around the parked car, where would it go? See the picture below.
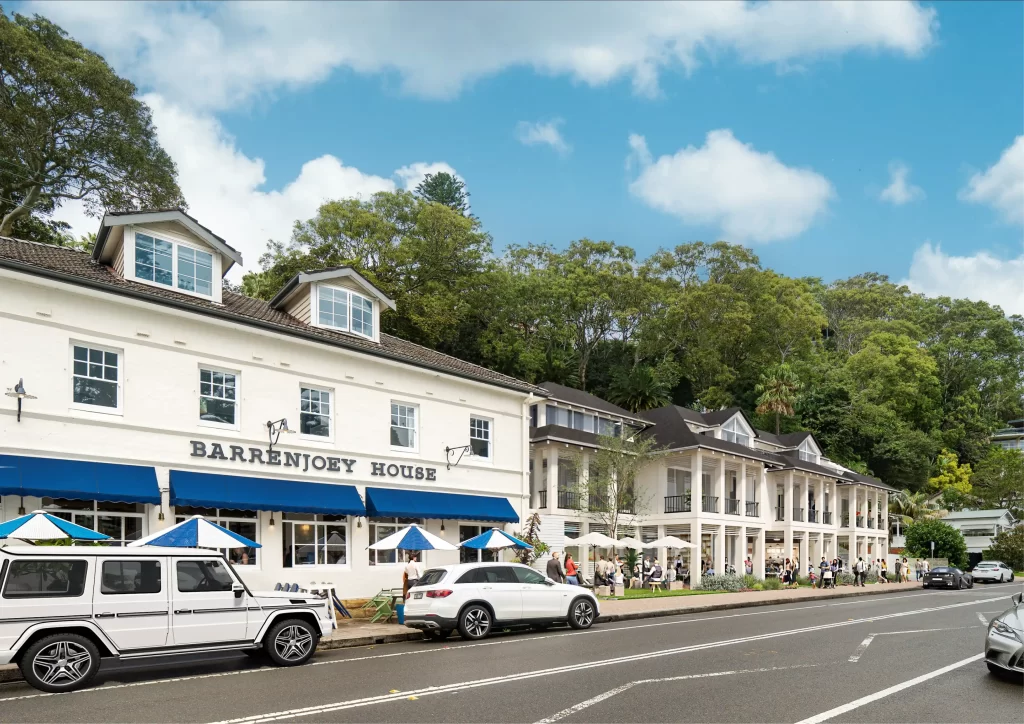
[985,591,1024,680]
[922,565,973,589]
[0,546,334,693]
[403,562,599,641]
[971,561,1016,584]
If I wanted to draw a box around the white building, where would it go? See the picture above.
[529,386,893,586]
[939,509,1017,561]
[0,210,542,598]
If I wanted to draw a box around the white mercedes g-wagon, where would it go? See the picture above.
[0,546,334,692]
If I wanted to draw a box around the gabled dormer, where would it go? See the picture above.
[269,267,396,344]
[797,437,822,464]
[93,209,243,305]
[701,408,756,447]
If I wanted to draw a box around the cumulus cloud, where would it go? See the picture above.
[29,1,937,109]
[902,243,1024,316]
[627,129,834,243]
[515,119,571,155]
[879,161,924,205]
[959,136,1024,225]
[52,95,455,277]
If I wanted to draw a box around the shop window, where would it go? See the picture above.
[3,560,88,598]
[368,517,424,565]
[199,368,238,427]
[300,386,332,438]
[470,416,491,460]
[390,402,418,450]
[459,525,498,564]
[282,514,348,567]
[176,506,258,565]
[71,343,121,411]
[42,498,145,546]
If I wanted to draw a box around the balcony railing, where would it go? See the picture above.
[664,495,691,514]
[807,509,818,524]
[539,490,547,508]
[702,495,719,513]
[775,506,785,522]
[558,490,581,510]
[588,495,608,512]
[618,501,636,515]
[842,514,850,527]
[822,511,833,525]
[792,507,804,522]
[725,498,740,515]
[746,501,759,517]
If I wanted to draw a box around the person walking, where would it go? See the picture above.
[855,556,866,586]
[546,550,566,584]
[914,559,923,582]
[818,557,830,588]
[894,556,903,583]
[564,553,579,586]
[881,559,888,582]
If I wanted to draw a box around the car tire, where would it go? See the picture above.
[958,577,965,590]
[19,633,101,693]
[458,605,493,640]
[264,618,319,667]
[967,578,974,589]
[422,629,452,641]
[568,598,597,630]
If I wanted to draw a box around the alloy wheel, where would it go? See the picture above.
[464,608,490,637]
[274,625,314,661]
[32,641,92,687]
[574,601,594,628]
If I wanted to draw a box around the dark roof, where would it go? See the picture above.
[95,208,243,269]
[640,407,781,465]
[268,267,396,311]
[841,471,897,493]
[702,407,743,426]
[0,237,543,395]
[530,425,602,449]
[539,382,645,421]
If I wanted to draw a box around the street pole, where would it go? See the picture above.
[930,540,935,561]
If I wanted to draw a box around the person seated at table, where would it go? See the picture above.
[647,559,664,587]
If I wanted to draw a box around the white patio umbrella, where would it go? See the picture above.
[615,536,645,550]
[129,515,260,549]
[646,535,698,549]
[569,531,619,548]
[368,524,457,551]
[0,510,111,541]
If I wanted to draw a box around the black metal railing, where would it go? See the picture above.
[558,490,581,510]
[807,509,818,523]
[618,501,636,515]
[539,490,547,508]
[665,495,691,514]
[877,516,884,530]
[702,495,719,513]
[823,511,833,525]
[725,498,740,515]
[775,506,785,521]
[588,494,608,512]
[792,507,804,522]
[746,501,759,517]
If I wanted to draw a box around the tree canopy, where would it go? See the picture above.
[415,172,470,215]
[904,519,969,568]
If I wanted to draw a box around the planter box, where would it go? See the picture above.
[669,581,685,590]
[595,585,611,597]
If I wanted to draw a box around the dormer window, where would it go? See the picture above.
[317,285,375,339]
[798,440,819,464]
[721,416,751,447]
[134,232,214,297]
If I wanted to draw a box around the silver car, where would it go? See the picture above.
[972,561,1015,584]
[985,591,1024,679]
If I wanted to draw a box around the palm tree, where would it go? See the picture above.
[607,366,671,413]
[755,364,799,435]
[888,489,945,534]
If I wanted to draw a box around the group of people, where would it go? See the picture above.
[546,551,674,592]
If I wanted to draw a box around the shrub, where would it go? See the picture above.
[905,519,969,569]
[696,574,744,592]
[751,582,765,591]
[985,526,1024,571]
[796,576,810,586]
[761,576,783,591]
[864,572,878,584]
[837,572,856,586]
[742,574,758,589]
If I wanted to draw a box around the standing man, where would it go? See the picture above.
[403,553,423,599]
[818,557,830,588]
[914,558,923,582]
[546,551,566,584]
[894,557,903,584]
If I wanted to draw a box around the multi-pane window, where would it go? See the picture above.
[721,418,751,447]
[666,468,691,497]
[317,286,375,339]
[175,506,257,565]
[470,417,491,459]
[41,499,145,545]
[300,387,331,438]
[177,246,214,296]
[797,441,819,464]
[282,514,348,567]
[368,517,424,565]
[544,404,621,437]
[391,402,417,449]
[72,344,120,409]
[135,233,173,286]
[459,525,497,564]
[134,232,214,297]
[199,368,237,426]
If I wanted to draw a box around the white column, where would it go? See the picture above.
[805,478,812,525]
[785,471,794,523]
[739,525,747,575]
[714,524,726,574]
[580,450,590,512]
[691,452,702,515]
[547,450,558,514]
[760,467,769,521]
[740,461,748,519]
[784,527,794,569]
[799,535,808,578]
[755,527,766,580]
[691,520,702,589]
[717,457,726,515]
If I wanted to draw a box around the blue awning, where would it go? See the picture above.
[169,470,366,516]
[364,487,519,523]
[0,454,160,505]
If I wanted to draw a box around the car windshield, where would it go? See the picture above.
[931,567,951,573]
[417,569,447,586]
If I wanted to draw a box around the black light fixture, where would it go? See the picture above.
[266,418,296,451]
[444,444,473,470]
[5,378,36,422]
[440,520,446,534]
[269,513,276,530]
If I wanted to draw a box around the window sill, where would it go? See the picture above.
[198,419,240,432]
[69,403,122,417]
[299,434,335,446]
[129,274,217,303]
[389,446,421,456]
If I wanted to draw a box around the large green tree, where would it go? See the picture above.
[414,172,469,214]
[904,519,968,568]
[972,446,1024,518]
[0,9,184,239]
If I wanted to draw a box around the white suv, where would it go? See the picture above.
[0,546,334,692]
[403,562,599,640]
[972,561,1016,583]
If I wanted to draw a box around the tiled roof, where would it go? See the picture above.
[0,236,544,395]
[538,382,646,421]
[530,425,602,448]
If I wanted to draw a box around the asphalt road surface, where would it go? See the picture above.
[1,586,1021,723]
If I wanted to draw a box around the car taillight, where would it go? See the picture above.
[426,589,453,598]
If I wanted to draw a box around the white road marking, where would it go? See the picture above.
[534,664,819,723]
[847,626,980,662]
[977,612,990,624]
[795,654,984,724]
[0,588,998,704]
[848,636,875,663]
[209,595,1005,723]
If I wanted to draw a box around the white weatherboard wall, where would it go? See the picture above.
[0,269,533,597]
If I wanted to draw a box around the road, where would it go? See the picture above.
[0,585,1020,723]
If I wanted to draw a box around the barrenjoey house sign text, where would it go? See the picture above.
[190,440,437,480]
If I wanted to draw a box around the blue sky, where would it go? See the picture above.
[24,1,1024,312]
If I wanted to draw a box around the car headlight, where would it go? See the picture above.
[990,618,1023,643]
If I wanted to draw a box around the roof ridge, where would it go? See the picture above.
[0,235,92,255]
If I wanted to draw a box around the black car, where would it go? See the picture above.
[923,566,973,589]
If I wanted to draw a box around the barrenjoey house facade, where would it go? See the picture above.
[0,210,542,598]
[529,388,894,588]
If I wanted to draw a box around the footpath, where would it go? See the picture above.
[0,581,924,684]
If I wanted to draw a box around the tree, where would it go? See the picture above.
[414,172,469,214]
[928,448,973,511]
[755,364,800,435]
[607,366,671,413]
[888,489,945,532]
[0,10,184,238]
[510,512,549,565]
[972,446,1024,519]
[904,519,968,568]
[985,526,1024,571]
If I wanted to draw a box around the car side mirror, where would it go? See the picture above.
[544,579,556,586]
[232,583,245,599]
[1013,592,1023,607]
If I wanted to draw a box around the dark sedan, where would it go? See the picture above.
[923,566,973,589]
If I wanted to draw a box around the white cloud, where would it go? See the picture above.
[627,129,834,243]
[29,1,937,110]
[879,161,924,205]
[515,119,571,155]
[52,95,455,277]
[959,136,1024,225]
[902,243,1024,316]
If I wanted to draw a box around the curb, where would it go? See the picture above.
[0,585,921,685]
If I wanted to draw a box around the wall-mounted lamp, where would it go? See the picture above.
[356,517,363,528]
[158,510,165,521]
[5,378,36,422]
[440,520,446,534]
[18,496,25,515]
[266,418,296,451]
[269,514,276,530]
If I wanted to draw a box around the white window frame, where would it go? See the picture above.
[368,517,425,566]
[41,499,146,545]
[281,514,350,568]
[69,341,123,415]
[469,415,493,462]
[299,384,334,442]
[390,401,419,452]
[798,439,820,464]
[128,225,218,300]
[721,416,752,447]
[314,284,376,340]
[198,366,240,431]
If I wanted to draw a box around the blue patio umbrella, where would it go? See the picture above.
[368,524,457,551]
[128,515,260,549]
[0,511,111,541]
[460,528,533,550]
